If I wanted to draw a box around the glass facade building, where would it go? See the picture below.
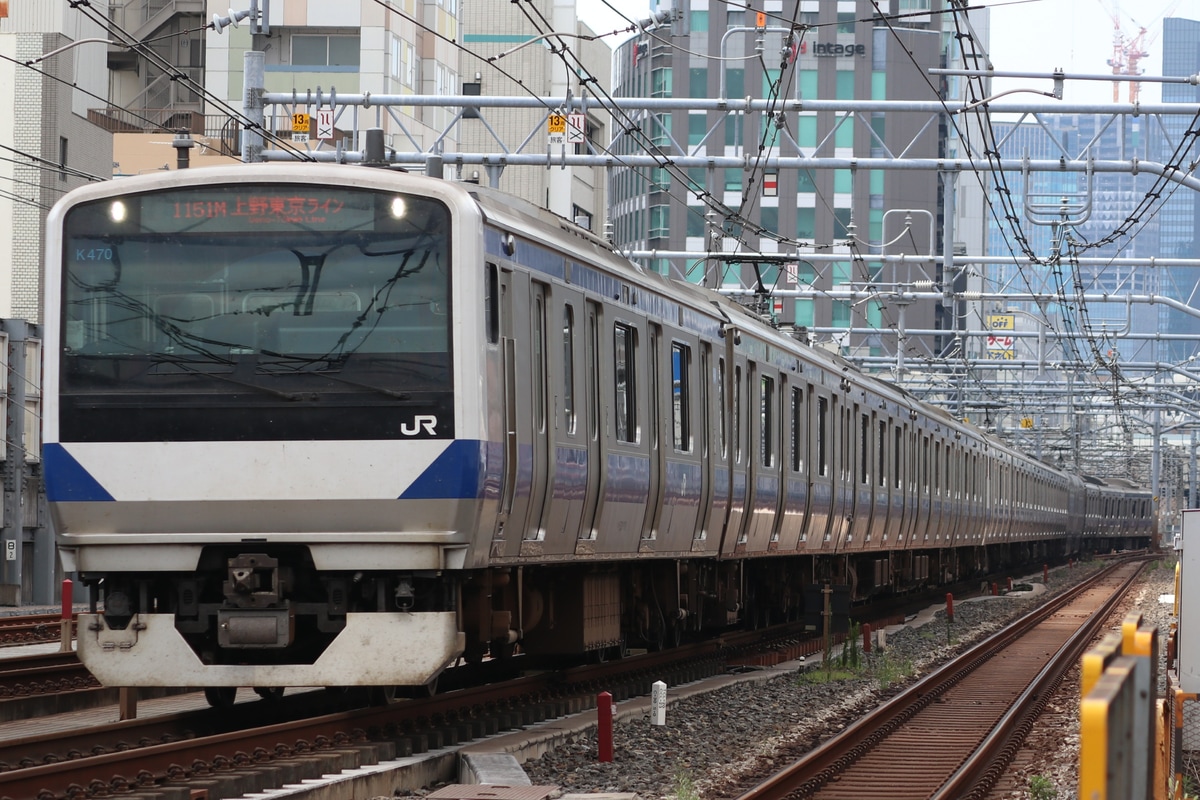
[1156,17,1200,361]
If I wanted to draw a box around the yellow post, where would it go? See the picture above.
[1080,693,1109,800]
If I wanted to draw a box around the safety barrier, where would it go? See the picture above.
[1079,611,1159,800]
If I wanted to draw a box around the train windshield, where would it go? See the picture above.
[58,183,455,442]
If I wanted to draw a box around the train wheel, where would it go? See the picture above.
[204,687,237,708]
[393,675,439,700]
[491,638,516,661]
[462,643,486,665]
[368,685,398,705]
[254,687,285,702]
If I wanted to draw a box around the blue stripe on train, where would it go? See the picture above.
[43,443,115,502]
[43,440,486,503]
[398,439,485,500]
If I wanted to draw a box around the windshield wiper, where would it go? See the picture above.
[312,372,413,399]
[155,357,306,401]
[256,360,412,400]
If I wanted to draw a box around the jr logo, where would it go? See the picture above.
[401,415,439,436]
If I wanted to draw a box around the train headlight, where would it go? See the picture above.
[389,197,407,219]
[108,200,128,223]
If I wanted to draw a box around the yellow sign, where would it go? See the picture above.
[988,314,1015,331]
[292,113,311,133]
[1020,417,1034,429]
[756,11,767,27]
[548,114,566,134]
[985,350,1015,360]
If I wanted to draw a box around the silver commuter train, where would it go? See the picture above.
[42,164,1154,700]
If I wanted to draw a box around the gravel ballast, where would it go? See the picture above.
[513,559,1177,800]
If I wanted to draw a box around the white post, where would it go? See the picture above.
[651,680,667,726]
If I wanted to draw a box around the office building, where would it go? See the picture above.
[610,1,984,362]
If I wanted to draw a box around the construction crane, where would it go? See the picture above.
[1098,0,1180,103]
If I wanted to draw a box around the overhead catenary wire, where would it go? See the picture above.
[67,0,318,164]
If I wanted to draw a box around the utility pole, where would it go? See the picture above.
[0,320,47,606]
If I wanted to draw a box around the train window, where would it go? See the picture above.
[533,292,547,433]
[843,407,851,481]
[817,396,828,477]
[563,305,576,435]
[485,263,500,344]
[934,442,941,496]
[860,413,870,485]
[878,419,886,488]
[718,358,728,458]
[790,387,804,473]
[760,374,774,467]
[648,328,660,452]
[922,437,930,494]
[734,365,743,464]
[700,347,710,458]
[588,306,600,440]
[671,343,691,452]
[894,426,902,490]
[614,322,637,443]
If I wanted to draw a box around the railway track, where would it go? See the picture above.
[733,559,1145,800]
[0,561,1138,800]
[0,614,71,647]
[0,651,95,698]
[0,625,751,800]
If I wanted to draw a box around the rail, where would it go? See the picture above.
[734,560,1145,800]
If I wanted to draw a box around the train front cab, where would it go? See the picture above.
[43,166,499,695]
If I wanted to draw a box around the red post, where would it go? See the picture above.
[1043,564,1048,584]
[991,582,998,596]
[59,579,73,653]
[1007,577,1013,591]
[945,593,954,623]
[60,579,72,619]
[597,691,613,763]
[862,623,872,654]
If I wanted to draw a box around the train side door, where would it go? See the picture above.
[495,272,550,555]
[576,300,605,551]
[640,324,664,547]
[694,344,721,551]
[494,265,518,554]
[658,335,702,552]
[846,405,873,549]
[540,290,588,554]
[484,264,511,553]
[776,381,810,552]
[592,315,650,555]
[719,354,750,555]
[827,398,852,552]
[527,282,551,546]
[731,360,759,553]
[806,388,834,551]
[889,422,907,548]
[745,366,782,553]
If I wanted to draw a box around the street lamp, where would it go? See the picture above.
[24,38,120,67]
